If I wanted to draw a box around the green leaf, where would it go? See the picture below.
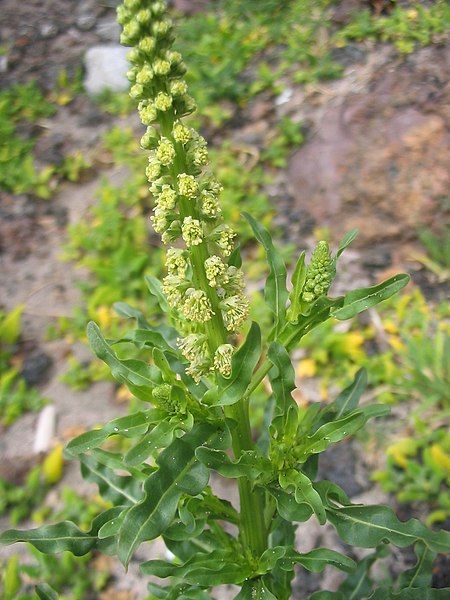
[295,405,389,462]
[142,549,253,587]
[235,579,277,599]
[117,423,216,566]
[145,275,169,313]
[268,342,296,429]
[66,410,158,455]
[79,454,142,504]
[279,470,326,525]
[279,548,356,573]
[0,304,24,345]
[398,542,435,590]
[0,508,121,556]
[118,328,175,353]
[196,447,271,479]
[338,545,389,599]
[336,229,358,260]
[244,212,288,335]
[217,322,261,406]
[268,487,313,523]
[333,368,367,417]
[326,504,450,553]
[35,583,58,600]
[87,321,162,401]
[286,251,306,323]
[331,274,410,321]
[114,302,179,346]
[125,420,179,466]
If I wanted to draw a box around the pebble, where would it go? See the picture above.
[83,44,129,95]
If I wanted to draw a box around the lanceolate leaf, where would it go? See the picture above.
[336,229,359,260]
[35,584,58,600]
[234,578,278,599]
[331,274,410,321]
[268,342,296,426]
[196,447,271,479]
[279,470,326,525]
[117,423,216,566]
[118,328,175,353]
[332,368,368,417]
[326,504,450,553]
[145,275,170,313]
[244,212,288,335]
[79,454,142,504]
[87,321,162,400]
[66,410,159,455]
[125,420,179,466]
[0,508,122,556]
[398,542,435,590]
[286,250,306,323]
[279,548,356,573]
[217,322,261,406]
[113,302,179,346]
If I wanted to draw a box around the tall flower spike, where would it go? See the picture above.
[302,241,335,304]
[117,0,249,381]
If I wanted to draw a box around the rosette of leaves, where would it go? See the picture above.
[2,1,449,598]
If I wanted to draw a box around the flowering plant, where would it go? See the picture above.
[2,1,449,598]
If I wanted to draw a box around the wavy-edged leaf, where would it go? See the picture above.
[286,250,306,323]
[114,301,179,346]
[117,422,217,566]
[235,578,277,599]
[338,545,389,599]
[244,212,288,335]
[66,410,159,455]
[125,420,179,466]
[217,322,261,406]
[79,454,142,504]
[98,507,128,539]
[0,508,122,556]
[268,342,296,429]
[279,470,326,525]
[332,274,410,321]
[326,504,450,553]
[269,486,314,523]
[333,368,367,417]
[87,321,162,400]
[118,328,175,353]
[90,448,149,480]
[398,541,435,590]
[142,549,253,586]
[279,548,356,573]
[296,405,389,462]
[145,275,169,313]
[336,229,358,260]
[36,583,58,600]
[196,447,271,479]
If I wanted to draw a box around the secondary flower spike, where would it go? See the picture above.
[117,0,249,381]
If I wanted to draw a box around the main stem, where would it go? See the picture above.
[162,114,268,558]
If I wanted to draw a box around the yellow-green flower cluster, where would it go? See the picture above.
[302,241,335,304]
[117,0,249,382]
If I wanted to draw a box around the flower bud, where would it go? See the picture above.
[302,241,335,304]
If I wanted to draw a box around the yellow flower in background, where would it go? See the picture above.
[429,445,450,478]
[297,358,317,378]
[337,332,365,361]
[388,335,405,352]
[97,305,113,329]
[383,320,398,334]
[42,444,64,484]
[386,438,418,469]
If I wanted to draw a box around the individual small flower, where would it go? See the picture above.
[178,174,199,199]
[182,216,203,247]
[172,121,192,145]
[225,266,245,294]
[127,47,141,63]
[187,357,211,384]
[200,191,221,219]
[155,184,177,210]
[210,225,236,256]
[138,36,156,53]
[136,8,152,25]
[153,58,171,76]
[139,103,157,125]
[166,248,187,277]
[124,0,140,9]
[154,92,173,112]
[178,333,208,362]
[213,344,234,377]
[140,126,158,149]
[152,19,172,37]
[170,80,188,96]
[150,207,169,234]
[151,2,166,16]
[136,65,153,84]
[192,139,208,166]
[130,83,144,99]
[302,241,335,304]
[221,294,249,332]
[163,274,186,308]
[156,137,175,166]
[121,20,140,43]
[182,289,214,323]
[146,156,161,182]
[205,255,228,288]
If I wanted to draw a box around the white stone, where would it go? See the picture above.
[83,44,129,95]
